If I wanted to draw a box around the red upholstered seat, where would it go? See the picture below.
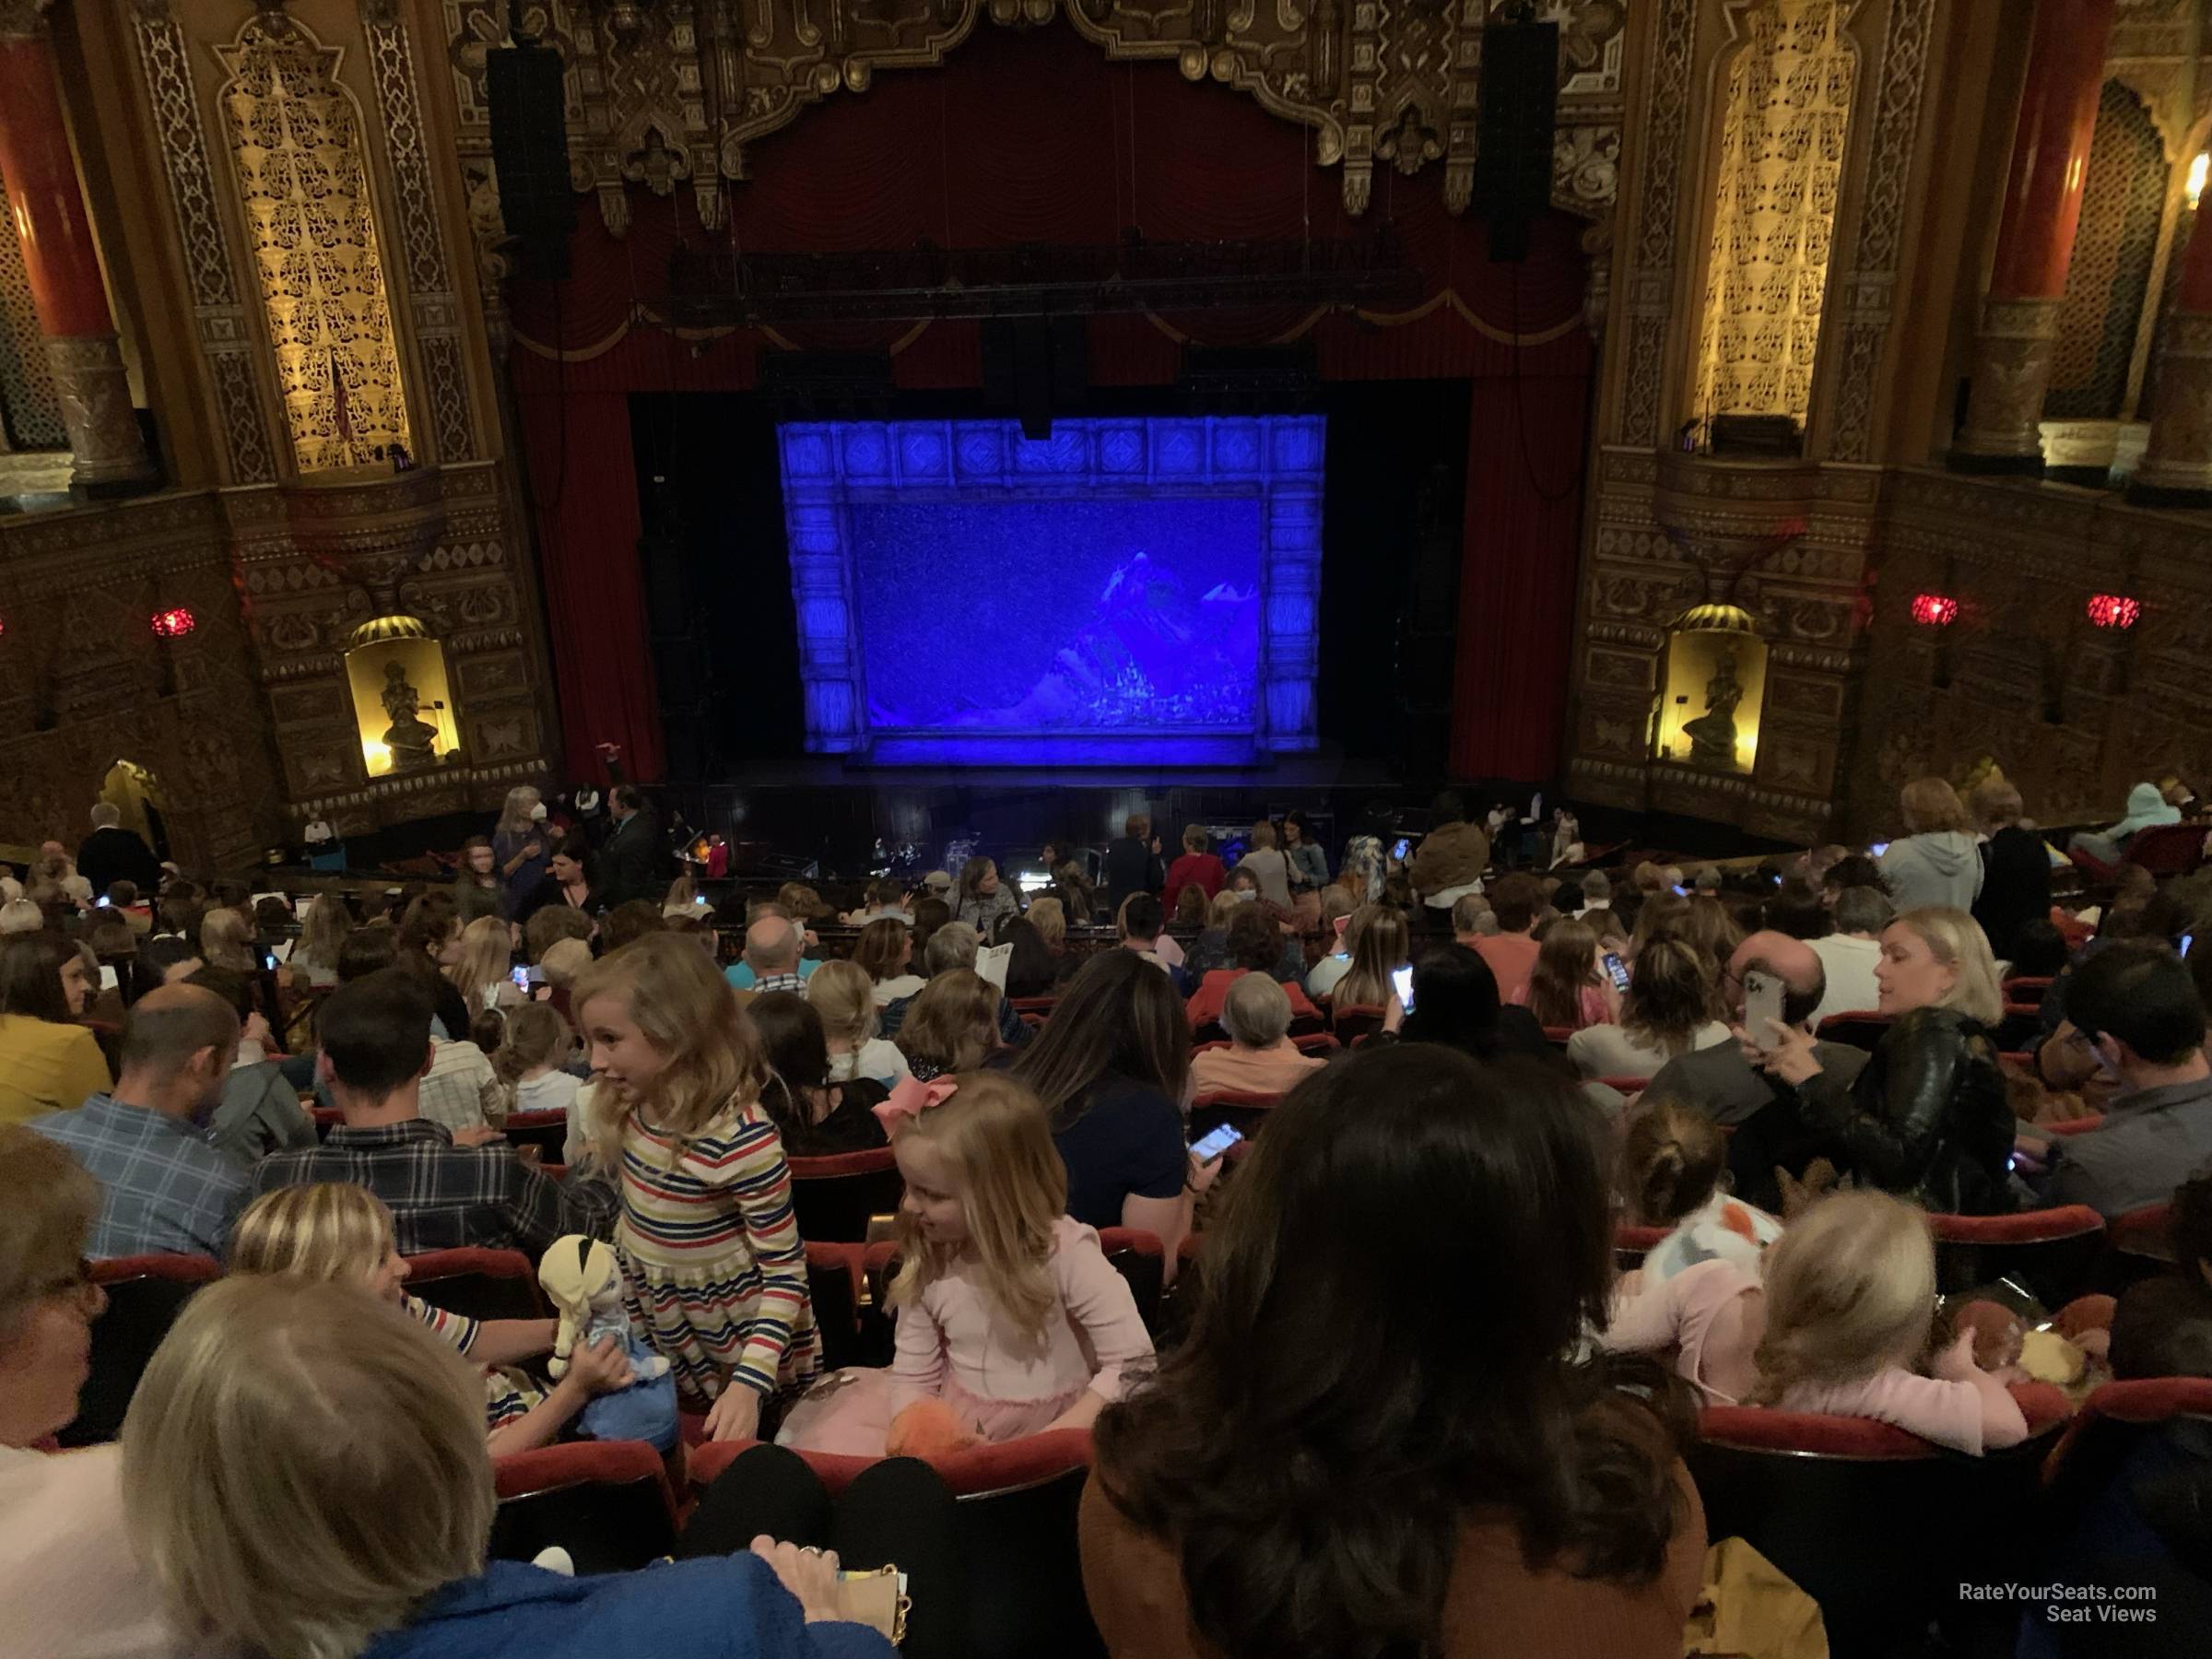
[1007,995,1058,1015]
[2039,1379,2212,1575]
[2000,975,2054,1007]
[1815,1011,1893,1053]
[65,1254,225,1449]
[502,1108,568,1158]
[789,1146,904,1243]
[2107,1201,2171,1257]
[489,1440,680,1573]
[2043,1113,2105,1136]
[1329,1003,1387,1044]
[1926,1205,2106,1300]
[1929,1206,2106,1245]
[2123,820,2207,877]
[1612,1223,1668,1273]
[404,1247,548,1321]
[1289,1030,1340,1056]
[1597,1077,1652,1095]
[805,1240,882,1370]
[90,1253,221,1287]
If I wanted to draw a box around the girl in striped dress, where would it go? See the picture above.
[572,933,819,1440]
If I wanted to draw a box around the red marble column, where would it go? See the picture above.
[1949,0,2118,475]
[2130,203,2212,506]
[0,8,153,489]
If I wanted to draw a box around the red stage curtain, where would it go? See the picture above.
[503,23,1590,784]
[517,392,665,782]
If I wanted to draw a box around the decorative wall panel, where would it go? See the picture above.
[0,157,65,451]
[2044,80,2170,421]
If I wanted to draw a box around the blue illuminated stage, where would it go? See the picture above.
[777,417,1324,766]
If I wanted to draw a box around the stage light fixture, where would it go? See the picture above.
[1910,594,1959,627]
[2086,594,2140,630]
[149,606,196,639]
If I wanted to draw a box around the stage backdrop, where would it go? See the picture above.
[780,416,1321,765]
[506,21,1592,785]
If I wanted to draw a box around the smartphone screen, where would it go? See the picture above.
[1869,841,1891,857]
[1602,952,1630,993]
[1190,1124,1242,1163]
[1391,838,1411,862]
[510,965,531,989]
[2183,933,2195,959]
[1390,962,1416,1012]
[1743,969,1787,1050]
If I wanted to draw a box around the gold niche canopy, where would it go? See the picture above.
[1654,603,1767,776]
[342,614,461,779]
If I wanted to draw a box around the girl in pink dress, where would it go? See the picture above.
[779,1071,1155,1456]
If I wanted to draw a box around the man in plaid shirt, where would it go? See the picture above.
[30,983,249,1258]
[251,970,616,1255]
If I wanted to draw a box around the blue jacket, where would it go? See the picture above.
[361,1558,893,1659]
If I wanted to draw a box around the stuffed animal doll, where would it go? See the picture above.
[538,1235,678,1451]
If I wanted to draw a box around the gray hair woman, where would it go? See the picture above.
[1193,971,1324,1099]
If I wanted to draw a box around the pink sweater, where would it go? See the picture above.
[1191,1040,1325,1098]
[1775,1370,2004,1456]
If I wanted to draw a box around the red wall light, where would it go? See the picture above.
[1910,593,1959,627]
[2086,594,2141,630]
[149,606,196,639]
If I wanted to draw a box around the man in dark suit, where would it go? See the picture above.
[76,803,163,896]
[594,779,661,910]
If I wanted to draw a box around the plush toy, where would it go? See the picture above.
[885,1398,982,1461]
[1947,1299,2025,1376]
[538,1235,678,1451]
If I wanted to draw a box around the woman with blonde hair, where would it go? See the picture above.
[806,959,912,1088]
[198,906,255,975]
[852,915,924,1006]
[1568,937,1730,1082]
[291,892,354,987]
[1333,906,1409,1013]
[1879,776,1983,913]
[1234,820,1293,910]
[120,1275,909,1658]
[571,933,818,1441]
[227,1183,628,1456]
[1748,907,2013,1213]
[448,912,522,1013]
[493,784,550,914]
[1746,1191,2026,1453]
[893,969,1001,1081]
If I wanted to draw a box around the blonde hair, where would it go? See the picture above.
[1899,776,1970,835]
[200,908,253,973]
[229,1183,394,1285]
[663,875,700,917]
[447,914,514,1006]
[1337,908,1410,1009]
[294,894,353,972]
[1248,820,1277,851]
[1967,776,2024,830]
[806,959,878,1051]
[894,968,1000,1075]
[0,1125,99,1335]
[888,1071,1065,1344]
[571,933,766,1156]
[492,1000,574,1086]
[1889,905,2006,1025]
[497,785,542,838]
[1206,888,1242,929]
[121,1277,491,1659]
[1748,1191,1935,1406]
[537,936,593,988]
[1026,896,1066,950]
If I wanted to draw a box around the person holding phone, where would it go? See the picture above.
[1513,919,1618,1034]
[1566,940,1731,1083]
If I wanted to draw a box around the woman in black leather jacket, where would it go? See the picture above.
[1747,906,2014,1214]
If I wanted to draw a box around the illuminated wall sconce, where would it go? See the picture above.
[2086,594,2141,630]
[149,606,196,639]
[1910,593,1959,627]
[2189,150,2208,210]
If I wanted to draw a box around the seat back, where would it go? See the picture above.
[488,1440,679,1573]
[2000,975,2054,1008]
[65,1255,223,1447]
[2124,821,2206,877]
[1613,1222,1667,1273]
[1328,1003,1386,1045]
[1928,1206,2106,1301]
[2041,1378,2212,1558]
[789,1147,904,1243]
[405,1247,547,1321]
[1094,1227,1166,1335]
[1689,1394,2069,1656]
[1814,1012,1893,1053]
[502,1108,569,1159]
[805,1240,888,1371]
[1188,1088,1280,1142]
[2100,1201,2174,1293]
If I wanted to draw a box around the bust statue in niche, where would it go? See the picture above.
[380,661,441,771]
[1682,650,1744,771]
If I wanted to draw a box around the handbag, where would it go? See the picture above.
[832,1567,910,1642]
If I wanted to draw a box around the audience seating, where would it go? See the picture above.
[2099,1202,2175,1294]
[1093,1227,1166,1335]
[1188,1088,1280,1142]
[2043,1114,2105,1137]
[1329,1003,1387,1044]
[404,1247,549,1322]
[1597,1077,1653,1096]
[502,1108,568,1159]
[805,1240,886,1371]
[2041,1376,2212,1530]
[1814,1012,1892,1053]
[309,1105,342,1138]
[1688,1386,2073,1659]
[2000,975,2055,1008]
[2119,821,2207,877]
[689,1430,1104,1659]
[1288,1030,1340,1056]
[488,1440,681,1574]
[65,1254,222,1447]
[1612,1222,1668,1272]
[789,1147,904,1243]
[1927,1206,2107,1301]
[1006,996,1059,1016]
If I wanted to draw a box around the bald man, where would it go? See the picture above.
[29,982,247,1257]
[743,915,806,994]
[1643,931,1869,1129]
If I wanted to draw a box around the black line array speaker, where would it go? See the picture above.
[1472,16,1559,263]
[981,317,1087,440]
[487,40,575,282]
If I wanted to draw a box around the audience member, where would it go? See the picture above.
[29,983,245,1258]
[781,1070,1153,1457]
[1747,907,2012,1214]
[450,834,504,924]
[1184,907,1320,1030]
[1447,889,1494,947]
[950,855,1018,936]
[1085,1045,1703,1659]
[853,915,924,1005]
[571,934,817,1440]
[1116,891,1182,973]
[748,991,889,1157]
[1021,896,1082,987]
[1333,904,1411,1017]
[807,959,912,1088]
[0,933,111,1125]
[289,892,352,989]
[2109,1170,2212,1381]
[1191,972,1325,1097]
[1807,883,1893,1023]
[1305,889,1364,996]
[119,1277,909,1659]
[1616,1099,1780,1283]
[2070,781,2183,870]
[74,803,162,899]
[880,921,1028,1049]
[893,969,1002,1082]
[253,969,615,1256]
[738,916,809,994]
[1281,810,1328,894]
[492,785,551,916]
[1163,826,1226,911]
[448,912,522,1015]
[186,966,314,1162]
[1968,777,2053,961]
[1646,931,1867,1129]
[1763,877,1829,942]
[1879,778,1984,912]
[594,781,662,910]
[1568,938,1729,1082]
[1407,792,1490,913]
[2023,943,2211,1218]
[0,898,43,937]
[1183,888,1242,978]
[1580,868,1615,916]
[1516,916,1615,1032]
[2008,918,2071,980]
[0,1126,176,1655]
[599,898,666,953]
[1395,944,1570,1073]
[1000,917,1059,1000]
[1103,814,1165,914]
[1016,950,1206,1272]
[490,1000,581,1115]
[1232,819,1293,910]
[1472,875,1543,1003]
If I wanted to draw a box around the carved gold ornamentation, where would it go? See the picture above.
[1618,0,1698,446]
[42,334,156,488]
[217,11,414,475]
[2132,312,2212,493]
[1954,296,2065,461]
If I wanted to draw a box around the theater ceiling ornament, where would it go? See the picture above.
[440,0,1628,247]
